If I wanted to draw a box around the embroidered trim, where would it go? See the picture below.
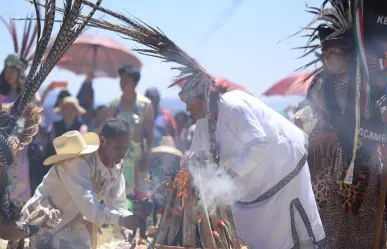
[289,198,328,249]
[235,135,308,205]
[235,154,307,205]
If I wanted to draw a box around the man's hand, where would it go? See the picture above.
[120,215,144,230]
[121,227,135,242]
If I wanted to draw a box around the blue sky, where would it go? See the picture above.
[0,0,320,108]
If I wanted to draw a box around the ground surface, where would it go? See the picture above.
[0,226,127,249]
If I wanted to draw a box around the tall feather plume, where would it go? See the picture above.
[1,15,37,66]
[292,0,352,81]
[55,0,215,92]
[0,18,19,55]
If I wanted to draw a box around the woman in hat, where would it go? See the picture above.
[0,55,24,104]
[149,136,183,225]
[52,96,88,138]
[295,1,387,248]
[0,17,39,105]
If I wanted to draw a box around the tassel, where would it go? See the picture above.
[344,61,362,185]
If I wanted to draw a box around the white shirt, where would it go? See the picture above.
[190,90,325,249]
[22,152,131,249]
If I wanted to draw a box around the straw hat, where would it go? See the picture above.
[54,96,86,115]
[44,130,100,165]
[151,136,183,157]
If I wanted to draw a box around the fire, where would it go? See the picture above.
[170,168,190,209]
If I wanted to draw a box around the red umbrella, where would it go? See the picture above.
[56,34,142,78]
[263,72,314,96]
[175,76,249,93]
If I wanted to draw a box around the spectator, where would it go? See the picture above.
[0,55,23,104]
[52,96,88,138]
[145,87,178,147]
[109,65,154,237]
[90,105,109,134]
[41,87,71,128]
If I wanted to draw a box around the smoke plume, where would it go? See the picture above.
[188,161,240,215]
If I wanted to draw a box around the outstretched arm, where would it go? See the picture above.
[57,159,128,226]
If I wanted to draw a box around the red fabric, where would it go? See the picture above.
[263,72,314,96]
[162,109,178,142]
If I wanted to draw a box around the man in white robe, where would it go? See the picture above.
[19,119,145,249]
[183,88,327,249]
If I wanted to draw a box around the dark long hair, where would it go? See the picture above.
[0,68,21,96]
[323,59,356,157]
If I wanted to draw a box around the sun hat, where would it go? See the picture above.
[151,136,183,157]
[54,96,86,115]
[43,130,100,165]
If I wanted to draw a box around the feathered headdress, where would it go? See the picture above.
[53,0,216,109]
[1,15,38,69]
[0,0,101,225]
[295,0,353,78]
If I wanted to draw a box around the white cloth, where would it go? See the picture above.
[190,90,326,249]
[22,152,131,249]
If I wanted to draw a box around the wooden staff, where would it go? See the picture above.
[198,207,217,248]
[182,174,196,247]
[373,144,387,249]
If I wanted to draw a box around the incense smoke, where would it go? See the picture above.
[188,161,241,215]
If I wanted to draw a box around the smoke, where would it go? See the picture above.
[188,161,241,215]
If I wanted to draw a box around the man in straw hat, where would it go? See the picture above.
[19,118,144,249]
[149,136,183,226]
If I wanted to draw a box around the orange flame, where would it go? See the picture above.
[170,168,190,209]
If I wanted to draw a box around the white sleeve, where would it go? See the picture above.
[189,120,209,153]
[223,102,269,177]
[106,173,133,217]
[57,159,127,226]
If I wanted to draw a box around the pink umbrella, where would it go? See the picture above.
[263,72,314,96]
[56,34,142,78]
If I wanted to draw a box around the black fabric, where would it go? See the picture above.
[28,141,55,195]
[76,80,94,112]
[53,119,83,137]
[323,69,356,163]
[323,68,385,177]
